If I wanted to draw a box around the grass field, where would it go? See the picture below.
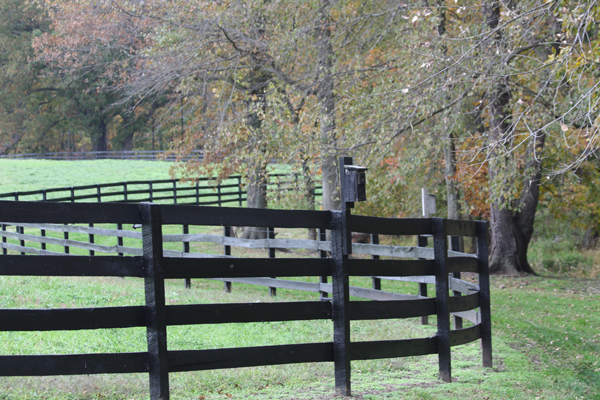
[0,159,599,399]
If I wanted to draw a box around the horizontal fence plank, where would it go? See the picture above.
[348,298,436,320]
[349,215,432,236]
[168,342,334,372]
[3,222,142,239]
[160,205,331,229]
[162,258,331,279]
[166,301,332,325]
[449,324,481,347]
[0,352,149,376]
[0,255,144,277]
[0,201,140,224]
[0,306,146,331]
[448,293,479,313]
[350,337,437,360]
[349,287,421,301]
[447,257,479,273]
[444,219,478,237]
[451,310,480,324]
[347,259,435,277]
[211,277,324,293]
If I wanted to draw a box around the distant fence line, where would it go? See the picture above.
[0,150,204,161]
[0,174,323,206]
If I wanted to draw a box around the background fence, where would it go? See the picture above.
[0,150,204,161]
[0,199,491,398]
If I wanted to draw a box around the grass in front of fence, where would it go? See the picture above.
[0,275,598,399]
[0,159,175,194]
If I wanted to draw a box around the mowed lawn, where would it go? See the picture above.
[0,159,599,399]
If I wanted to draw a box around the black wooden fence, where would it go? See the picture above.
[0,150,204,161]
[0,199,491,398]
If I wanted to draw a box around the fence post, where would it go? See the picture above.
[268,227,276,297]
[477,221,493,368]
[451,236,463,330]
[319,228,328,301]
[149,182,153,203]
[237,176,243,207]
[97,185,102,203]
[195,181,199,206]
[418,235,428,325]
[117,224,124,256]
[139,203,170,400]
[223,226,232,292]
[183,224,191,289]
[123,183,128,203]
[14,193,25,255]
[432,218,451,382]
[331,209,351,396]
[370,233,381,290]
[172,181,177,204]
[1,224,6,255]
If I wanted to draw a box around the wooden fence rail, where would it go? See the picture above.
[0,200,491,398]
[0,150,204,161]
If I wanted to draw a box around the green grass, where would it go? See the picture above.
[0,159,599,399]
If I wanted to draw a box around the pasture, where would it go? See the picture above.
[0,159,598,399]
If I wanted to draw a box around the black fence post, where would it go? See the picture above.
[89,223,95,256]
[184,224,191,289]
[117,224,124,257]
[149,182,153,203]
[418,234,428,325]
[237,176,243,207]
[139,203,169,400]
[268,227,276,297]
[477,221,493,368]
[41,187,46,251]
[1,224,6,255]
[195,181,199,206]
[331,210,351,396]
[172,181,177,204]
[432,218,451,383]
[97,185,102,203]
[451,235,463,330]
[319,228,328,301]
[370,233,381,290]
[223,226,232,292]
[123,182,128,203]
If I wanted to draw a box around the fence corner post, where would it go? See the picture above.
[139,202,170,400]
[477,221,493,368]
[331,209,351,396]
[433,218,451,383]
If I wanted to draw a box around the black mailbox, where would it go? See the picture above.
[342,164,368,203]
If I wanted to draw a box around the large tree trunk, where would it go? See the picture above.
[316,0,340,212]
[240,18,270,240]
[92,120,108,152]
[484,0,543,275]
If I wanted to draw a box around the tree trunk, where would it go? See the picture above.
[484,1,542,275]
[316,0,340,212]
[92,120,108,151]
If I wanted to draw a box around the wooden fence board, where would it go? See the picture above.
[448,293,479,313]
[449,324,482,347]
[348,298,436,320]
[0,353,149,376]
[0,201,140,224]
[162,258,331,279]
[349,215,432,236]
[347,259,435,277]
[166,302,332,325]
[168,343,334,372]
[0,306,146,331]
[350,338,437,360]
[160,204,331,229]
[447,257,479,273]
[0,255,144,277]
[444,219,478,237]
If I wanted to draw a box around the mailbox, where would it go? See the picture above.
[342,164,368,203]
